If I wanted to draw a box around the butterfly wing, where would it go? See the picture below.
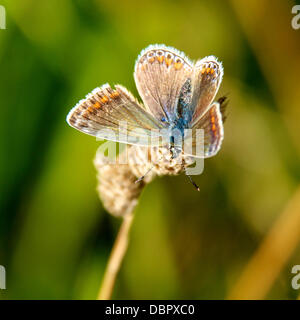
[67,84,164,146]
[180,56,224,158]
[183,101,224,158]
[190,56,224,123]
[134,44,193,123]
[67,47,225,154]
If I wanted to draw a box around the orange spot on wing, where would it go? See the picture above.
[210,109,217,135]
[87,106,94,113]
[206,67,211,74]
[94,102,101,109]
[174,62,182,70]
[110,91,120,99]
[165,58,172,67]
[101,96,109,103]
[148,57,155,63]
[210,68,215,74]
[157,55,164,63]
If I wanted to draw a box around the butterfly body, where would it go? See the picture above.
[67,44,226,160]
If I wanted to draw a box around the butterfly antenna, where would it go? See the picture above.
[135,162,156,183]
[183,167,200,191]
[186,174,200,191]
[135,154,166,183]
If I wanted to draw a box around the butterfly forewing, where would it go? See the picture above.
[67,84,164,146]
[134,44,193,123]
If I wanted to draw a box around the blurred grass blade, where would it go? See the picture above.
[228,186,300,299]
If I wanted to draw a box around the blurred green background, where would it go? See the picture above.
[1,0,300,299]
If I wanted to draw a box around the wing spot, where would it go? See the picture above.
[165,58,172,66]
[165,53,173,67]
[110,91,120,99]
[157,55,164,63]
[139,56,146,64]
[69,116,76,125]
[210,109,218,136]
[201,66,213,75]
[174,57,183,69]
[78,122,88,128]
[88,97,96,104]
[174,61,183,70]
[147,52,155,63]
[202,62,219,76]
[101,96,109,103]
[94,102,101,109]
[165,58,172,67]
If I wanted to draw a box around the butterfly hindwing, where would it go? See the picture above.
[189,101,224,158]
[191,56,224,124]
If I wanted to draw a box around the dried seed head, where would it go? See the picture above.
[95,145,195,217]
[94,150,145,217]
[127,146,157,183]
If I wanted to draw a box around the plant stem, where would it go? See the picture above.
[97,213,134,300]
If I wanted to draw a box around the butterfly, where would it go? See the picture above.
[67,44,226,160]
